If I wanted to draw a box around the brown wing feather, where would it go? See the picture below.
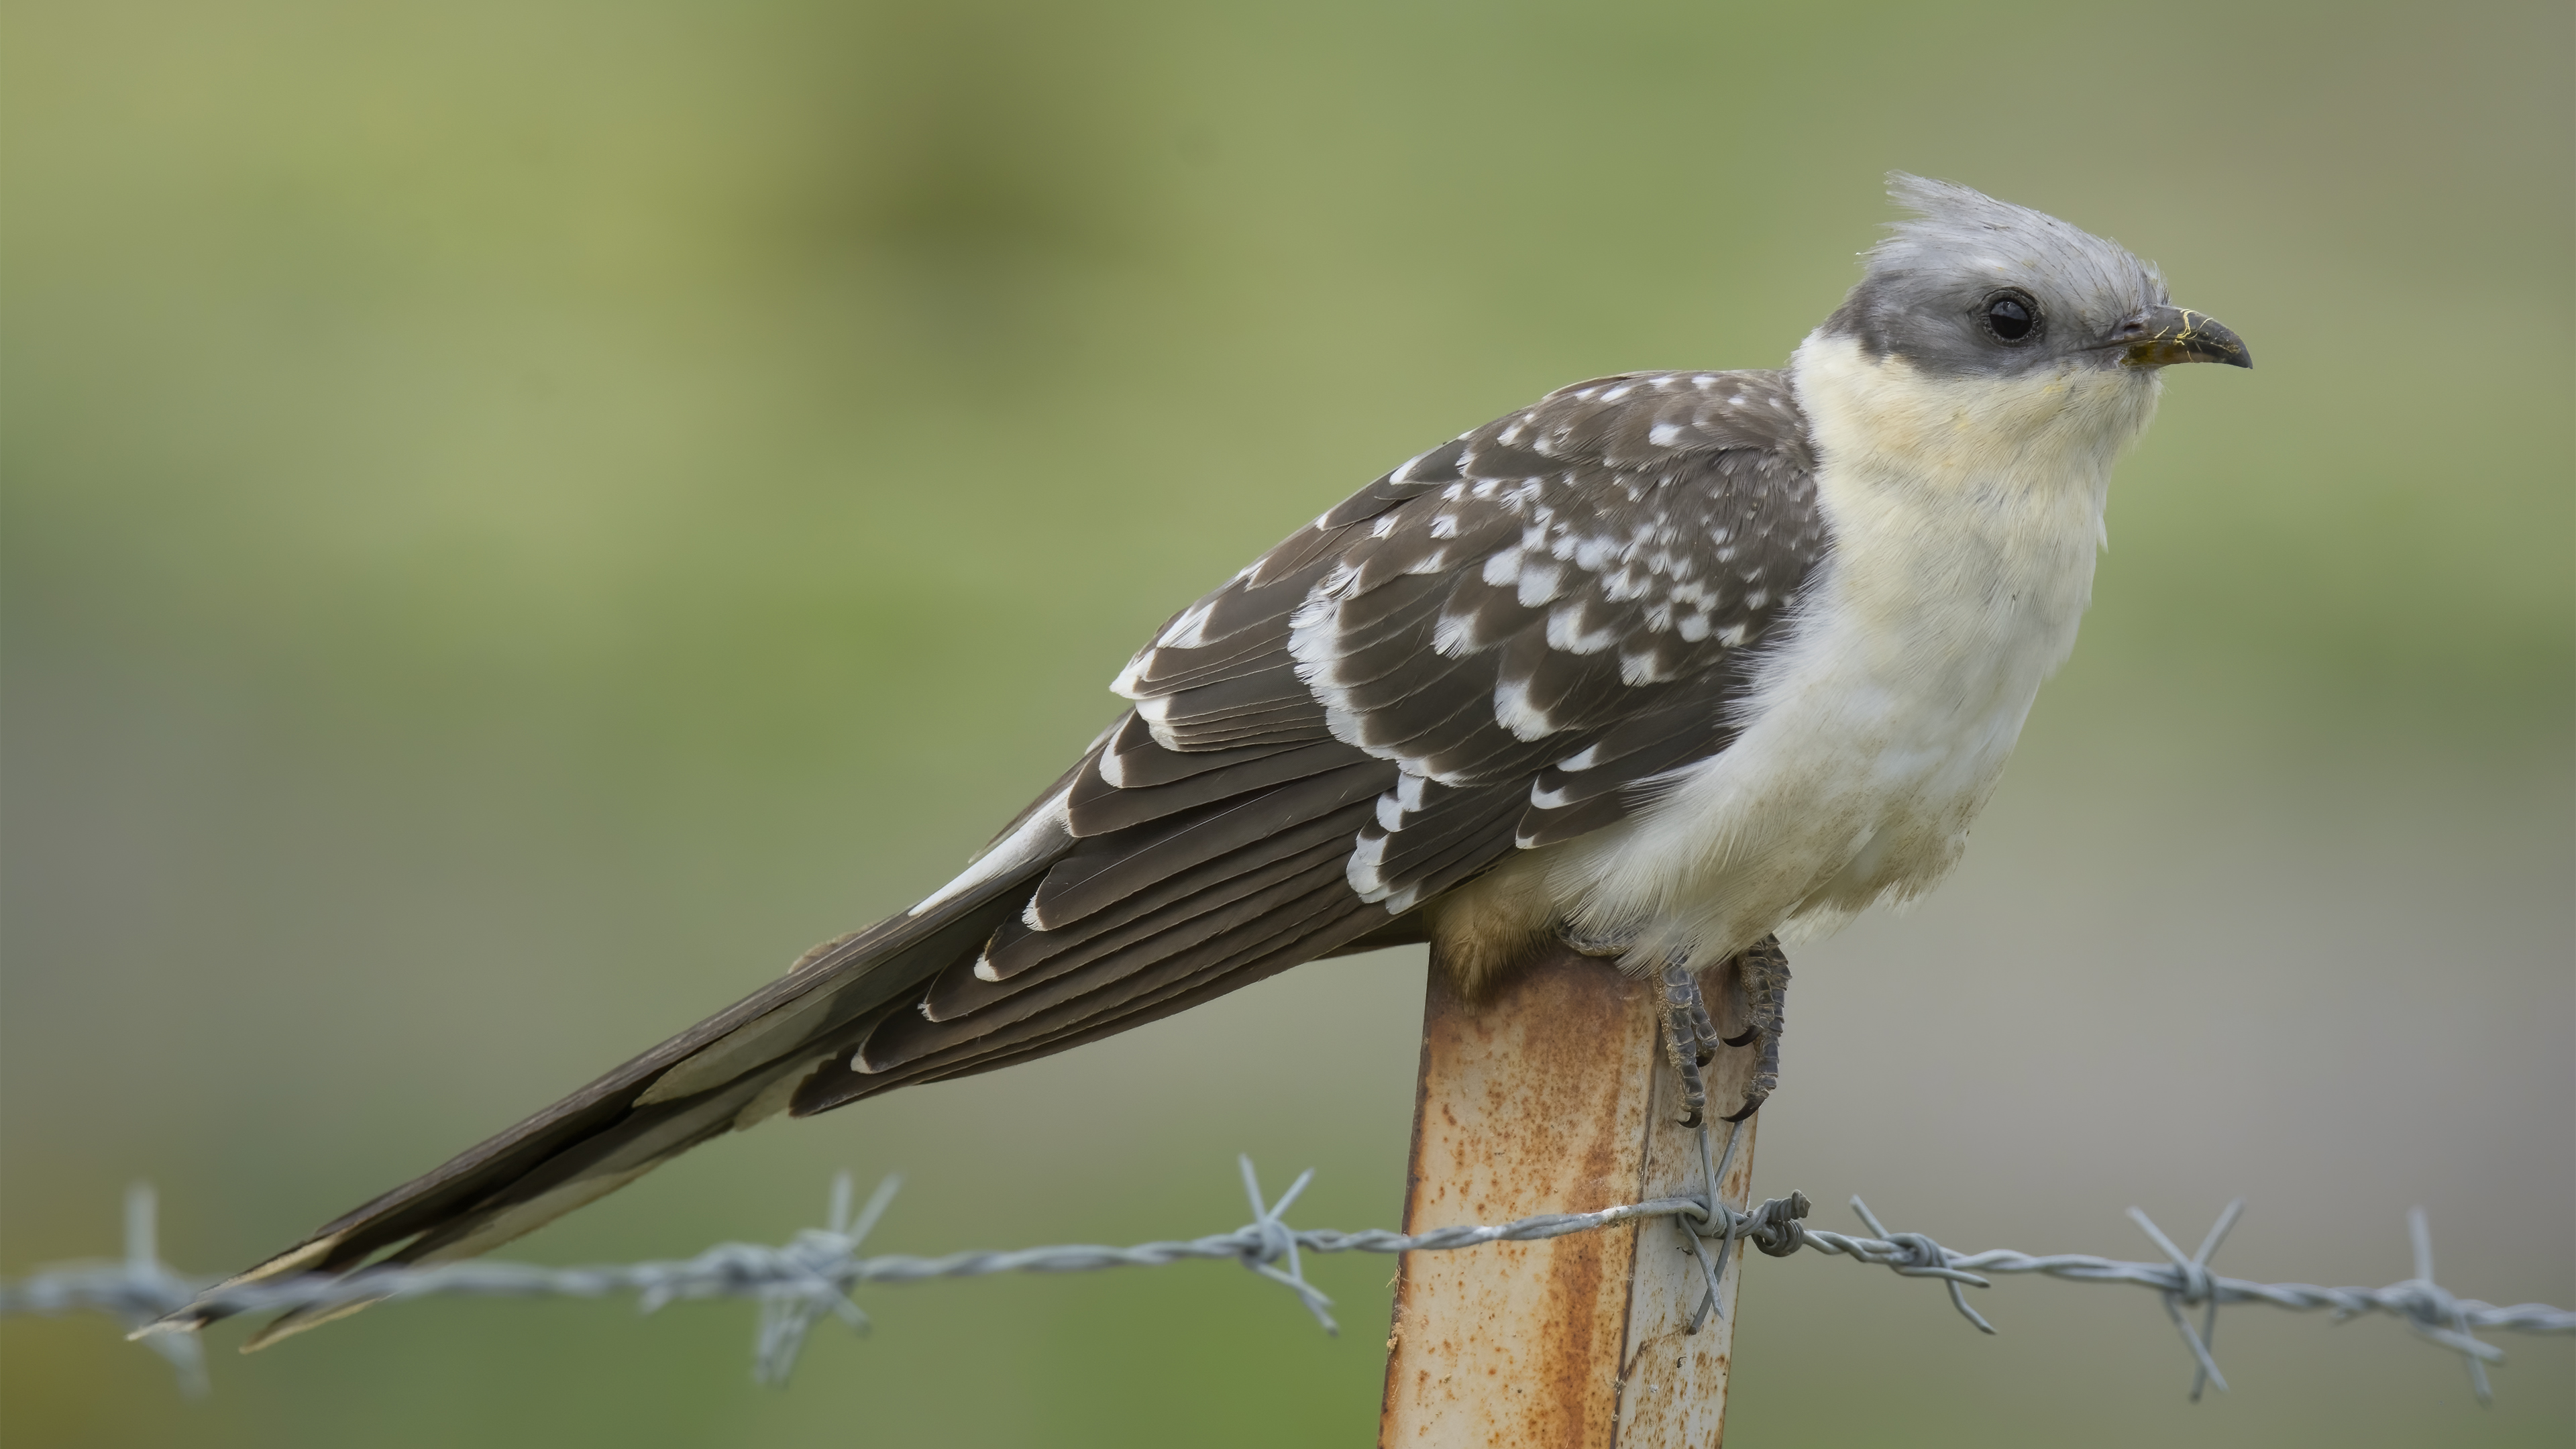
[796,884,1385,1113]
[956,830,1359,998]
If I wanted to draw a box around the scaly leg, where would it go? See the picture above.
[1555,922,1786,1126]
[1717,934,1790,1122]
[1658,957,1726,1129]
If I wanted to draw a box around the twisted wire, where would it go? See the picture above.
[5,1165,2567,1399]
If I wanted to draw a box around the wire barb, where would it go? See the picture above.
[2402,1205,2496,1405]
[735,1171,900,1386]
[115,1184,211,1396]
[1235,1156,1336,1334]
[1849,1196,1996,1334]
[1676,1114,1747,1334]
[2126,1199,2241,1397]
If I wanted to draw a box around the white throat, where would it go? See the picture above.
[1791,330,2161,519]
[1783,330,2161,696]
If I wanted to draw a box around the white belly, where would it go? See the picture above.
[1538,332,2162,965]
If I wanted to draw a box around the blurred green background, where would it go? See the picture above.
[3,0,2567,1444]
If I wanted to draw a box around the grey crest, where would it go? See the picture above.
[1821,174,2171,379]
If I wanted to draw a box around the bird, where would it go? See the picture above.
[163,174,2249,1347]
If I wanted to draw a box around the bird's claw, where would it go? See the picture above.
[1657,937,1791,1126]
[1720,936,1790,1122]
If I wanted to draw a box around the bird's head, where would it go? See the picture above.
[1794,175,2247,480]
[1819,173,2251,382]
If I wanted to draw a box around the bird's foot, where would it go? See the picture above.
[1622,928,1791,1126]
[1657,956,1725,1128]
[1715,935,1789,1123]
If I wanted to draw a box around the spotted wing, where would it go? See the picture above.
[802,369,1827,1102]
[1125,369,1822,904]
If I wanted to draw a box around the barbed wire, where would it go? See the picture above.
[5,1152,2569,1403]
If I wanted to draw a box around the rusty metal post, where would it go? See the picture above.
[1378,941,1761,1448]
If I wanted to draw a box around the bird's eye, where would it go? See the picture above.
[1981,290,2040,343]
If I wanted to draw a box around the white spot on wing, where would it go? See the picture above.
[912,788,1071,918]
[1346,830,1392,900]
[1618,649,1668,685]
[1546,604,1619,654]
[1493,676,1556,741]
[1110,651,1154,699]
[1515,561,1566,607]
[1157,599,1218,650]
[1431,611,1477,657]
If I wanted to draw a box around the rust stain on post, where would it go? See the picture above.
[1611,991,1760,1448]
[1379,943,1761,1448]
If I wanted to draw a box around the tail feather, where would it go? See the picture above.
[236,1055,810,1350]
[169,829,1064,1342]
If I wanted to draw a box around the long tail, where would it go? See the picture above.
[163,821,1064,1349]
[161,716,1433,1350]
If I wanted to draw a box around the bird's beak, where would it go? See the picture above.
[2115,304,2251,369]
